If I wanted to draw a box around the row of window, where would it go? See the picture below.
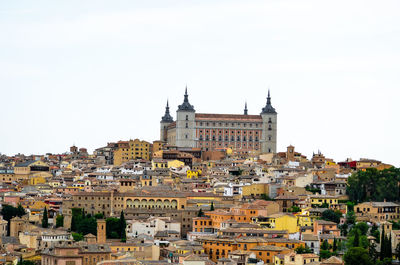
[198,120,273,128]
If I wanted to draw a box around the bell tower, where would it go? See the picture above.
[260,90,277,153]
[160,100,174,142]
[175,87,196,148]
[97,219,106,244]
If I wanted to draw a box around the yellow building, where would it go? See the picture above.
[254,213,299,233]
[310,195,339,208]
[187,170,202,179]
[152,159,184,170]
[29,176,46,185]
[241,183,269,197]
[113,139,151,166]
[14,160,50,181]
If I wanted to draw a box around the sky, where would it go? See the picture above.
[0,0,399,166]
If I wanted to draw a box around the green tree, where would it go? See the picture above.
[197,209,204,217]
[333,238,337,252]
[380,227,386,260]
[295,245,312,254]
[42,207,48,228]
[395,243,400,260]
[289,206,301,213]
[106,217,120,239]
[339,223,348,236]
[16,204,25,217]
[346,201,355,212]
[210,202,214,211]
[94,213,104,219]
[1,204,25,236]
[321,239,329,251]
[56,215,64,228]
[347,167,400,202]
[369,241,379,263]
[119,211,126,242]
[346,211,356,225]
[321,209,342,224]
[320,250,332,260]
[370,224,380,243]
[72,232,84,241]
[17,257,36,265]
[355,222,369,236]
[344,247,373,265]
[353,229,360,247]
[387,234,392,260]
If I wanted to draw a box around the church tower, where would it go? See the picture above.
[160,100,174,142]
[260,90,277,153]
[175,87,196,148]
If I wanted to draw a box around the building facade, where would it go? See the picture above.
[160,88,278,153]
[113,139,151,166]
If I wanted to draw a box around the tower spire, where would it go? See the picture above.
[161,99,173,122]
[261,89,276,114]
[178,86,195,111]
[244,101,248,115]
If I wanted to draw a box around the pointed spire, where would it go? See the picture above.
[261,89,277,114]
[178,86,195,112]
[244,101,248,115]
[161,99,173,122]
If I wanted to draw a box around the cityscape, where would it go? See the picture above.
[1,1,400,265]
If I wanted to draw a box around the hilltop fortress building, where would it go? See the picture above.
[160,88,277,153]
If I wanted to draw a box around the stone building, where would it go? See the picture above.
[160,88,278,154]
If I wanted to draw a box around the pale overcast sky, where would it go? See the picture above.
[1,0,399,166]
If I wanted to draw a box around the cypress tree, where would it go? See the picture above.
[42,207,48,228]
[119,211,126,242]
[210,202,214,211]
[387,234,392,259]
[353,229,360,247]
[333,237,337,252]
[197,209,204,217]
[380,226,386,260]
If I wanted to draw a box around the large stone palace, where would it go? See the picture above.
[160,88,278,153]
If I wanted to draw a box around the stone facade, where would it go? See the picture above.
[160,89,278,154]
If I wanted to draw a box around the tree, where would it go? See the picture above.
[380,226,386,261]
[355,222,369,236]
[289,206,301,213]
[17,257,36,265]
[295,245,312,254]
[333,238,337,252]
[72,232,84,241]
[346,211,356,225]
[210,202,214,211]
[347,167,400,203]
[339,223,348,236]
[16,204,25,217]
[1,204,26,236]
[369,241,379,263]
[344,247,373,265]
[94,213,104,219]
[387,234,392,260]
[106,217,120,239]
[42,207,48,228]
[119,211,126,242]
[197,209,204,217]
[321,239,329,251]
[370,224,380,243]
[321,209,342,224]
[353,229,360,247]
[56,215,64,228]
[395,243,400,260]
